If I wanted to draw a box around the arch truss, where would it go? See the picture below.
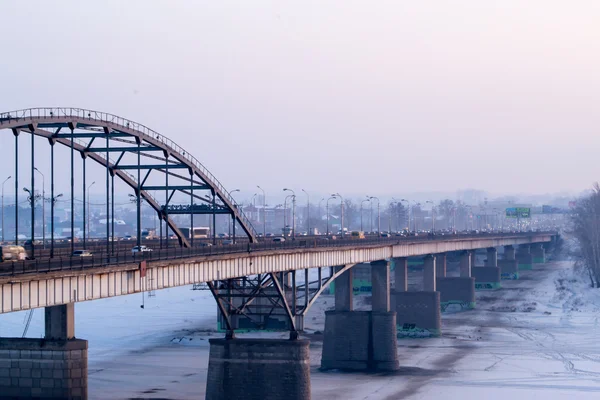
[0,108,258,254]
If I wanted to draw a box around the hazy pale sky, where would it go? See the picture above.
[1,1,599,199]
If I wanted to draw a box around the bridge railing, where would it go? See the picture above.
[0,107,258,239]
[0,231,555,277]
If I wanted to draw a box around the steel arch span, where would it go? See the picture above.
[0,107,258,247]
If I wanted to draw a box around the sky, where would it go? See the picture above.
[0,1,599,202]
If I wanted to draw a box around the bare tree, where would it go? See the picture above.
[571,183,600,287]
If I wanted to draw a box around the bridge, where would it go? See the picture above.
[0,108,556,400]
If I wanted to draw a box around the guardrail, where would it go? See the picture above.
[0,232,555,277]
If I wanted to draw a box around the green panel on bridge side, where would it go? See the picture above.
[441,301,476,313]
[501,272,519,280]
[475,282,502,291]
[329,279,372,295]
[519,264,533,271]
[397,324,441,338]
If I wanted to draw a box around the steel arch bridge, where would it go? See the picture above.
[0,107,258,250]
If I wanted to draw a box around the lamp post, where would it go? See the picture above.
[326,196,336,235]
[318,198,325,234]
[389,198,398,233]
[283,189,296,239]
[283,194,293,237]
[426,200,435,232]
[33,168,45,248]
[301,189,309,235]
[360,197,370,232]
[400,199,410,232]
[86,181,95,247]
[369,196,380,234]
[1,176,11,243]
[23,187,40,258]
[332,193,344,237]
[48,193,62,258]
[257,185,266,237]
[229,189,240,238]
[412,201,421,231]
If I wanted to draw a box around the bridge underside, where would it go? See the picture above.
[0,234,553,314]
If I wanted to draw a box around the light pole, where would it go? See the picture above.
[33,168,46,248]
[283,194,293,237]
[23,187,40,258]
[326,196,336,235]
[86,181,95,247]
[369,196,380,234]
[1,176,11,243]
[283,189,296,239]
[301,189,310,235]
[48,193,63,258]
[332,193,344,237]
[229,189,240,238]
[389,199,397,233]
[412,201,421,231]
[426,200,435,232]
[318,198,325,234]
[257,185,266,237]
[400,199,410,232]
[360,197,370,232]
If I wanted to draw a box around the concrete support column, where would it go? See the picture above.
[436,253,447,278]
[335,265,353,311]
[394,258,408,292]
[45,304,75,340]
[531,243,546,264]
[470,251,477,268]
[485,247,498,267]
[460,251,472,277]
[504,245,516,261]
[516,244,533,270]
[207,339,311,400]
[371,260,390,312]
[423,255,436,292]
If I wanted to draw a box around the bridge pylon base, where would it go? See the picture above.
[206,338,311,400]
[0,338,87,399]
[321,311,398,371]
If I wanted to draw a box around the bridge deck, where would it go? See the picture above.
[0,233,554,314]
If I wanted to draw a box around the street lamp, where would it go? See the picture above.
[86,181,95,247]
[229,189,240,238]
[283,193,294,237]
[257,185,266,238]
[326,196,337,235]
[400,199,410,232]
[301,189,310,235]
[369,196,380,234]
[389,198,398,233]
[360,197,370,232]
[283,189,296,239]
[23,187,40,258]
[1,176,11,243]
[426,200,435,232]
[318,198,325,234]
[332,193,344,237]
[48,193,63,258]
[34,168,45,248]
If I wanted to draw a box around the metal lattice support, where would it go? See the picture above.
[0,108,258,249]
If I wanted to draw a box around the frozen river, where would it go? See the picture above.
[2,259,600,399]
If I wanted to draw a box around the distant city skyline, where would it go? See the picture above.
[1,2,598,197]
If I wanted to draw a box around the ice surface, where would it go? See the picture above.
[2,259,600,399]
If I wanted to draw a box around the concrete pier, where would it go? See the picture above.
[485,247,498,267]
[0,303,88,399]
[423,255,436,292]
[322,261,398,371]
[531,243,546,264]
[436,253,447,278]
[472,266,501,290]
[206,339,311,400]
[394,257,408,292]
[394,291,441,337]
[517,245,534,270]
[460,251,472,278]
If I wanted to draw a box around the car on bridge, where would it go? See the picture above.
[273,237,286,242]
[71,250,93,257]
[131,245,153,254]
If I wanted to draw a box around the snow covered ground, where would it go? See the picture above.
[2,258,600,399]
